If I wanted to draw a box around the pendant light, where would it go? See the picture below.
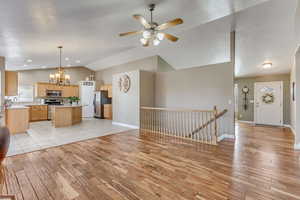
[49,46,70,85]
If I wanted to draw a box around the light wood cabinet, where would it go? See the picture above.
[62,85,79,97]
[103,104,112,119]
[72,106,82,124]
[35,83,48,97]
[5,108,29,134]
[28,105,48,122]
[100,84,112,98]
[35,82,79,98]
[5,71,18,96]
[52,106,82,128]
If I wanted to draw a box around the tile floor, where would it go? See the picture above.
[7,118,132,156]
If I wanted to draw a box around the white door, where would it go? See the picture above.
[254,81,283,126]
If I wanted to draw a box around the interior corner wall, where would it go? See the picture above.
[95,56,158,85]
[293,50,300,147]
[140,71,155,107]
[157,56,175,72]
[112,70,140,127]
[154,62,235,136]
[0,57,5,126]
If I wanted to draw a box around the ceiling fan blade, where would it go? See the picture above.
[119,30,142,37]
[133,14,151,29]
[164,33,179,42]
[156,18,183,31]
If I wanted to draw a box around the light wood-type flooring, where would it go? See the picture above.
[1,122,300,200]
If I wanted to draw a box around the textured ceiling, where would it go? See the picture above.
[1,0,296,77]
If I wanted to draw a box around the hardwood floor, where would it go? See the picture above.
[1,122,300,200]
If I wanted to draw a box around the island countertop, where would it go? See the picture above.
[6,105,30,110]
[52,104,82,108]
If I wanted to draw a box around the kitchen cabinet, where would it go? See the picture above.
[103,104,112,119]
[62,85,79,97]
[35,83,48,97]
[35,82,79,98]
[28,105,48,121]
[52,106,82,127]
[100,84,112,98]
[5,107,29,134]
[5,71,18,96]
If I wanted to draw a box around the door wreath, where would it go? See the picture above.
[262,93,274,104]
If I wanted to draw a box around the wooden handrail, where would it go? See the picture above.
[140,106,228,145]
[140,106,214,113]
[188,109,228,138]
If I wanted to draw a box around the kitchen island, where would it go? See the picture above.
[51,105,82,128]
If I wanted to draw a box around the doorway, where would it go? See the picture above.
[254,81,283,126]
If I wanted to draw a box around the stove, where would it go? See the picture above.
[44,98,63,120]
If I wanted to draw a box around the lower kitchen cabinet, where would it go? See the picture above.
[103,104,112,119]
[28,105,48,122]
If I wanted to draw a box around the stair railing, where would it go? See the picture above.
[140,106,228,145]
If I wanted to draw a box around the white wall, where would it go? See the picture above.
[112,70,140,127]
[0,57,5,126]
[112,70,155,127]
[155,62,235,137]
[293,49,300,149]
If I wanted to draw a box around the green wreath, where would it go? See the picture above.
[262,93,274,104]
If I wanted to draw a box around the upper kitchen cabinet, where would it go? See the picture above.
[62,85,79,97]
[35,82,79,98]
[100,84,112,98]
[35,82,48,97]
[5,71,18,96]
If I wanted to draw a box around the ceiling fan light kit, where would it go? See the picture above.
[119,4,183,47]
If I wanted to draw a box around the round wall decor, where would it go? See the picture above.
[262,93,274,104]
[118,74,131,93]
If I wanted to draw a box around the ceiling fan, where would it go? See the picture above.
[119,4,183,47]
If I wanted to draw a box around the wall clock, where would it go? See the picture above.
[118,74,131,93]
[242,86,249,110]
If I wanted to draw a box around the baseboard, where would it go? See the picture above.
[237,120,254,124]
[112,121,139,129]
[218,134,235,142]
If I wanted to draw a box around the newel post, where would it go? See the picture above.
[213,106,218,145]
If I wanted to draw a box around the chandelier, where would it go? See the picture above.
[49,46,70,85]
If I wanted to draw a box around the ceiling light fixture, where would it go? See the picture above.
[49,46,70,85]
[75,60,81,64]
[262,62,272,69]
[119,4,183,47]
[27,59,32,63]
[65,57,69,61]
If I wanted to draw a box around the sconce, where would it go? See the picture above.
[242,86,249,110]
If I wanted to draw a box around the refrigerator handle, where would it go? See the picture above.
[93,93,96,114]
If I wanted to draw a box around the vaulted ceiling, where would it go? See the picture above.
[1,0,297,77]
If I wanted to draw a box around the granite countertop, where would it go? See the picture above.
[52,104,82,108]
[25,103,48,106]
[6,105,30,110]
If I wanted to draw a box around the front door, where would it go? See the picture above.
[254,81,283,126]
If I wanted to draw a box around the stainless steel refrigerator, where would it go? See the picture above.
[94,91,111,118]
